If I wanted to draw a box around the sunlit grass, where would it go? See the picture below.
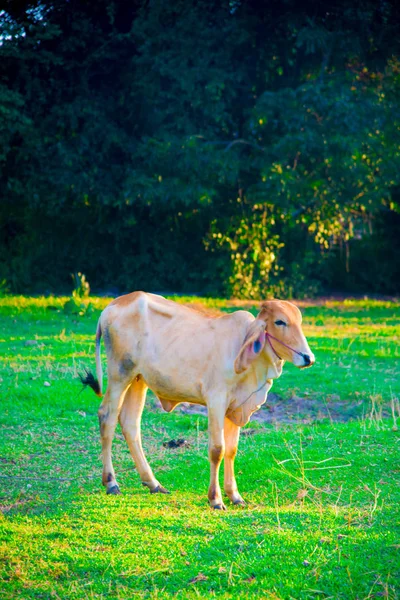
[0,296,399,598]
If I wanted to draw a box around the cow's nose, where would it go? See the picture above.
[303,354,311,366]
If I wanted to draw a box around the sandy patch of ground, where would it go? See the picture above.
[150,393,379,425]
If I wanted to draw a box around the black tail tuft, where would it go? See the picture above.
[79,367,101,396]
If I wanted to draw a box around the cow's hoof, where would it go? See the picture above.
[212,503,226,511]
[233,499,246,506]
[106,485,121,495]
[150,485,170,494]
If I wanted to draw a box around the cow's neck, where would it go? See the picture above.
[231,354,282,404]
[226,353,283,427]
[254,351,284,382]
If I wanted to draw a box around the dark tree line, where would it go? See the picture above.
[1,0,400,296]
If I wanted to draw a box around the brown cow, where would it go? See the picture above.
[81,292,315,509]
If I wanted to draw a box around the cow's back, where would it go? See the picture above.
[100,293,211,398]
[98,293,252,404]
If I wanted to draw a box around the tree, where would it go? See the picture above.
[1,0,399,295]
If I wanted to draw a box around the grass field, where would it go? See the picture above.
[0,295,399,599]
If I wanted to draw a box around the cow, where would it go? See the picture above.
[81,291,315,509]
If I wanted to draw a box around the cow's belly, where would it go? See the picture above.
[142,367,205,405]
[155,395,207,414]
[149,385,207,415]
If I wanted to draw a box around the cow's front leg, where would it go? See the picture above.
[224,417,245,505]
[207,404,226,510]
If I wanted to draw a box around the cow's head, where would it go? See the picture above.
[234,300,315,374]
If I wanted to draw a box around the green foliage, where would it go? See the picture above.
[63,272,93,316]
[0,279,10,297]
[209,204,284,298]
[71,272,90,299]
[0,1,400,295]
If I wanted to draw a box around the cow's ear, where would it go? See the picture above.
[234,320,266,374]
[258,301,274,326]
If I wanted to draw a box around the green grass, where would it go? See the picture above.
[0,296,399,599]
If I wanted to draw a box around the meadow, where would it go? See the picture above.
[0,295,399,599]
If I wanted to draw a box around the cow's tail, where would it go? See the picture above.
[79,319,103,397]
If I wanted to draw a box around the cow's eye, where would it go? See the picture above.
[275,320,287,326]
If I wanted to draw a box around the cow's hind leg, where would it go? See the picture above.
[98,379,129,495]
[224,417,245,506]
[119,377,169,494]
